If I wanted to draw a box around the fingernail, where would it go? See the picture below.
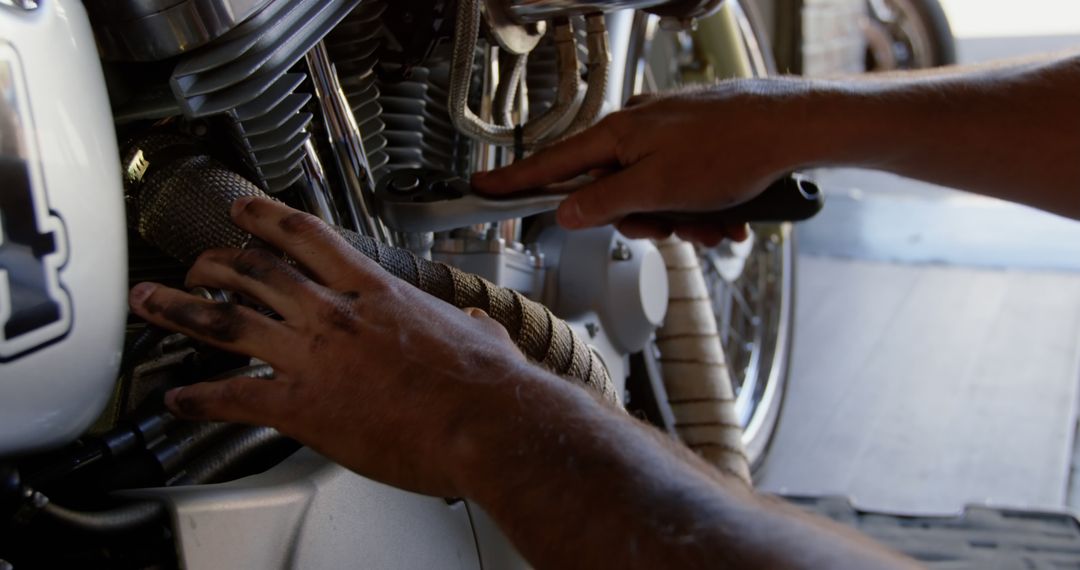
[558,200,583,229]
[129,282,157,305]
[231,196,255,217]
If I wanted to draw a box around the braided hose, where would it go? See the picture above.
[494,52,527,127]
[554,13,611,141]
[449,0,580,147]
[132,150,616,402]
[170,426,295,486]
[654,238,751,485]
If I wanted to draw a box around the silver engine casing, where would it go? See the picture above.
[0,0,126,454]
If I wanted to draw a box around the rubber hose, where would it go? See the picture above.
[39,500,165,535]
[132,145,616,402]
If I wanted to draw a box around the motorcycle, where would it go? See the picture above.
[0,0,802,566]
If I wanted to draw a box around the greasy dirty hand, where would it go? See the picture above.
[128,197,525,497]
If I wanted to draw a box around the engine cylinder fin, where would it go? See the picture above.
[242,94,311,136]
[248,113,312,152]
[325,0,468,180]
[172,0,361,112]
[265,169,307,193]
[233,73,308,122]
[325,0,390,181]
[377,64,468,177]
[252,130,310,166]
[165,0,361,193]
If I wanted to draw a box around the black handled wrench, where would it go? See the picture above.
[375,168,824,233]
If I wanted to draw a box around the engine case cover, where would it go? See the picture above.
[0,0,126,454]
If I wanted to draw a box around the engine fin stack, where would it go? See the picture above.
[378,65,466,177]
[325,1,391,179]
[169,0,361,192]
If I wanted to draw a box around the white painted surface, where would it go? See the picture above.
[940,0,1080,39]
[0,0,127,454]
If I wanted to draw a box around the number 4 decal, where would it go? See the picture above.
[0,55,71,362]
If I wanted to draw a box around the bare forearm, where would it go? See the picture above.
[791,54,1080,218]
[453,364,918,569]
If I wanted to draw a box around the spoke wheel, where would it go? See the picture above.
[625,0,795,470]
[865,0,957,70]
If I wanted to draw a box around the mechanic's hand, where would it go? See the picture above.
[473,80,805,245]
[128,197,526,498]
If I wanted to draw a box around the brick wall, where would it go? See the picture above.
[800,0,867,75]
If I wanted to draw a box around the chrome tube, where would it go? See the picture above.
[305,42,390,242]
[505,1,669,23]
[298,139,341,226]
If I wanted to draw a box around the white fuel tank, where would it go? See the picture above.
[0,0,126,454]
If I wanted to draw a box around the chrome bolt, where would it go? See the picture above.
[611,241,632,261]
[389,172,421,193]
[659,16,697,32]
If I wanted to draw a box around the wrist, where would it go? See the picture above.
[441,359,559,500]
[770,77,915,172]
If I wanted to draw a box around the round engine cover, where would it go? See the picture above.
[0,1,126,454]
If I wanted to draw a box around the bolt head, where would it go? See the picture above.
[612,241,633,261]
[389,173,422,193]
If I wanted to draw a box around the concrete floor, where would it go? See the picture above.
[757,29,1080,515]
[758,171,1080,514]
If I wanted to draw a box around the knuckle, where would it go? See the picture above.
[193,248,226,267]
[232,248,277,279]
[268,384,303,432]
[218,380,252,406]
[315,291,361,334]
[278,211,329,241]
[183,303,244,343]
[172,390,210,419]
[239,196,262,216]
[599,111,628,132]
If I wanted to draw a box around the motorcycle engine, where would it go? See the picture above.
[91,0,475,426]
[0,0,676,566]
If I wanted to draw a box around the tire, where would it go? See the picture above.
[910,0,957,66]
[623,0,794,473]
[865,0,957,70]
